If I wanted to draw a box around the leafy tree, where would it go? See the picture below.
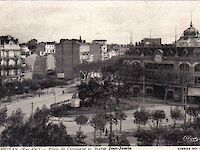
[170,107,184,128]
[0,106,7,126]
[134,129,156,146]
[75,131,87,145]
[7,108,24,127]
[150,110,166,128]
[0,106,75,146]
[115,110,127,135]
[75,115,88,132]
[112,135,130,146]
[26,39,38,52]
[133,109,150,131]
[90,113,108,143]
[186,106,199,123]
[162,128,184,146]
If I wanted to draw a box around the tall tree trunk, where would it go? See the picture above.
[100,130,102,140]
[119,119,122,135]
[94,128,96,144]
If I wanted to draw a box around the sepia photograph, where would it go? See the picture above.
[0,0,200,147]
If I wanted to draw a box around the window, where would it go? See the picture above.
[180,63,190,71]
[195,76,200,84]
[194,64,200,72]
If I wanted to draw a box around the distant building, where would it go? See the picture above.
[107,44,129,58]
[0,35,24,82]
[25,53,46,79]
[90,40,108,62]
[79,43,90,63]
[55,39,80,80]
[35,42,45,56]
[140,38,162,46]
[45,42,56,55]
[125,21,200,103]
[89,43,102,62]
[35,42,56,56]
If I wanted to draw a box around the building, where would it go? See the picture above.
[90,40,108,62]
[25,53,47,79]
[45,42,56,55]
[0,35,25,82]
[35,42,56,56]
[107,44,129,58]
[124,21,200,104]
[55,39,80,80]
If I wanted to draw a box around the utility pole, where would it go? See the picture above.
[31,102,34,114]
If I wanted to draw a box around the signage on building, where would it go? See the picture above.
[188,87,200,96]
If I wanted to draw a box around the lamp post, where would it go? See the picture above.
[15,86,19,101]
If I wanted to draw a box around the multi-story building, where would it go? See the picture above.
[90,40,108,62]
[124,21,200,104]
[45,42,56,55]
[107,44,129,59]
[55,39,80,80]
[0,35,25,82]
[35,42,56,56]
[79,43,90,63]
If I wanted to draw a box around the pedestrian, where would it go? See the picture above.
[105,128,108,136]
[62,90,65,94]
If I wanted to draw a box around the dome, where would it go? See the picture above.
[183,22,199,37]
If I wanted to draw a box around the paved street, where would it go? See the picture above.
[1,83,77,117]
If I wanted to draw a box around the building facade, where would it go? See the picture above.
[90,40,108,62]
[55,39,80,80]
[0,35,25,82]
[124,22,200,104]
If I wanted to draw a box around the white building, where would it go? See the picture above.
[45,42,56,54]
[0,35,24,82]
[79,43,90,63]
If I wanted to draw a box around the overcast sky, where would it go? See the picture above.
[1,1,200,44]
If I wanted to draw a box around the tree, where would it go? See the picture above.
[75,131,87,145]
[75,115,88,132]
[134,129,156,146]
[170,107,184,128]
[90,113,108,144]
[7,108,24,127]
[162,128,184,146]
[133,109,150,131]
[0,106,7,126]
[26,39,38,53]
[115,110,127,135]
[0,106,75,146]
[150,110,166,128]
[186,106,199,124]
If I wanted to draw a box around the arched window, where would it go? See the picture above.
[180,63,190,71]
[132,61,142,70]
[194,64,200,72]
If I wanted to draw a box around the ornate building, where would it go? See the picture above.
[0,35,25,82]
[125,21,200,104]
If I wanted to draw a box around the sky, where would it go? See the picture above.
[0,1,200,44]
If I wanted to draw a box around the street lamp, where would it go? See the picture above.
[104,97,118,146]
[15,86,19,101]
